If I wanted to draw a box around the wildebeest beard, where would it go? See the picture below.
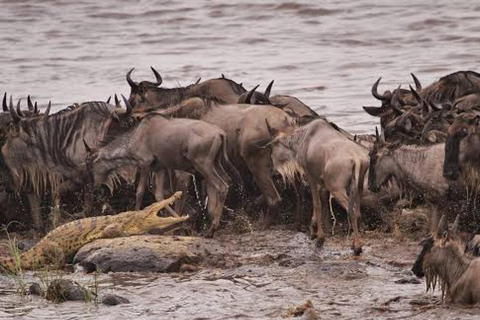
[273,127,306,186]
[3,102,115,196]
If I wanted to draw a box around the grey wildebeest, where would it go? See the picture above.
[411,215,480,304]
[85,107,234,237]
[254,118,369,255]
[1,101,118,230]
[126,68,246,111]
[157,97,297,225]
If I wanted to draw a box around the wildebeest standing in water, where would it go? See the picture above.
[254,118,369,255]
[126,67,246,111]
[412,215,480,304]
[85,102,236,237]
[1,100,118,230]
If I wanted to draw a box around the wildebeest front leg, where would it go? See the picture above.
[26,193,43,231]
[135,167,150,210]
[205,181,228,237]
[307,177,325,248]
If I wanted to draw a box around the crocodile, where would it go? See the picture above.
[0,191,188,273]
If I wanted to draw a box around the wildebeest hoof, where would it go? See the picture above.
[315,238,325,248]
[353,246,363,256]
[205,229,215,238]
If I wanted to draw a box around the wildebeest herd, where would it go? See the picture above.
[3,69,480,304]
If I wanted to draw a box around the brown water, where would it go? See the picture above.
[1,1,480,319]
[1,1,480,133]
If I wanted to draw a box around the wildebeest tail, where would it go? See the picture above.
[347,159,362,216]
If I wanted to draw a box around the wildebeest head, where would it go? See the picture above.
[368,128,401,192]
[238,81,274,105]
[126,67,166,111]
[411,215,462,278]
[443,112,480,180]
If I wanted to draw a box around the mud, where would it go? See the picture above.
[1,227,480,319]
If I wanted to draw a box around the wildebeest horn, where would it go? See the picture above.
[264,80,274,98]
[121,94,133,114]
[27,95,34,111]
[114,94,121,108]
[16,99,25,117]
[150,67,163,86]
[83,139,93,154]
[221,74,225,79]
[265,119,274,137]
[9,96,21,122]
[34,102,39,114]
[2,93,7,112]
[428,101,440,112]
[44,101,51,116]
[435,215,448,238]
[452,214,460,232]
[372,77,389,101]
[409,85,423,105]
[195,77,201,85]
[411,73,422,92]
[245,85,259,104]
[106,96,111,104]
[126,68,138,89]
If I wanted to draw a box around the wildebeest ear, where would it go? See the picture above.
[195,77,201,85]
[435,215,448,239]
[27,95,34,111]
[44,101,51,117]
[2,93,8,112]
[114,94,121,108]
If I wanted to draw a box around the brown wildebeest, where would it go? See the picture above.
[126,68,246,111]
[158,98,297,225]
[238,81,274,105]
[85,109,234,237]
[412,215,480,304]
[254,118,369,255]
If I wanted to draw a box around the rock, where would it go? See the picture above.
[74,235,226,273]
[46,279,93,302]
[102,294,130,306]
[396,207,429,237]
[28,282,43,296]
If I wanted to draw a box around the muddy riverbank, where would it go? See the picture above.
[1,227,479,320]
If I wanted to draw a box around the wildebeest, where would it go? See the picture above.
[157,98,297,225]
[254,118,369,255]
[411,215,480,304]
[85,105,235,237]
[238,81,274,105]
[126,68,246,111]
[1,101,118,230]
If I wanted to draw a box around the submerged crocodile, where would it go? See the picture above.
[0,192,188,273]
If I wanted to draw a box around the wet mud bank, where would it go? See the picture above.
[1,228,480,319]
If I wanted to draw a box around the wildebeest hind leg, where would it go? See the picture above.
[26,193,43,231]
[135,167,150,210]
[307,177,325,247]
[205,181,228,238]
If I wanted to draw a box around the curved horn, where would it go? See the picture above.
[195,77,201,85]
[2,92,7,112]
[126,68,138,89]
[452,214,460,232]
[375,127,380,142]
[9,96,21,122]
[265,119,274,137]
[121,94,133,114]
[411,73,422,92]
[16,99,25,117]
[150,66,163,86]
[372,77,389,102]
[27,95,34,111]
[264,80,274,98]
[106,96,111,104]
[245,85,259,104]
[44,101,51,117]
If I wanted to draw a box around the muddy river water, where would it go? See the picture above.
[1,0,480,319]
